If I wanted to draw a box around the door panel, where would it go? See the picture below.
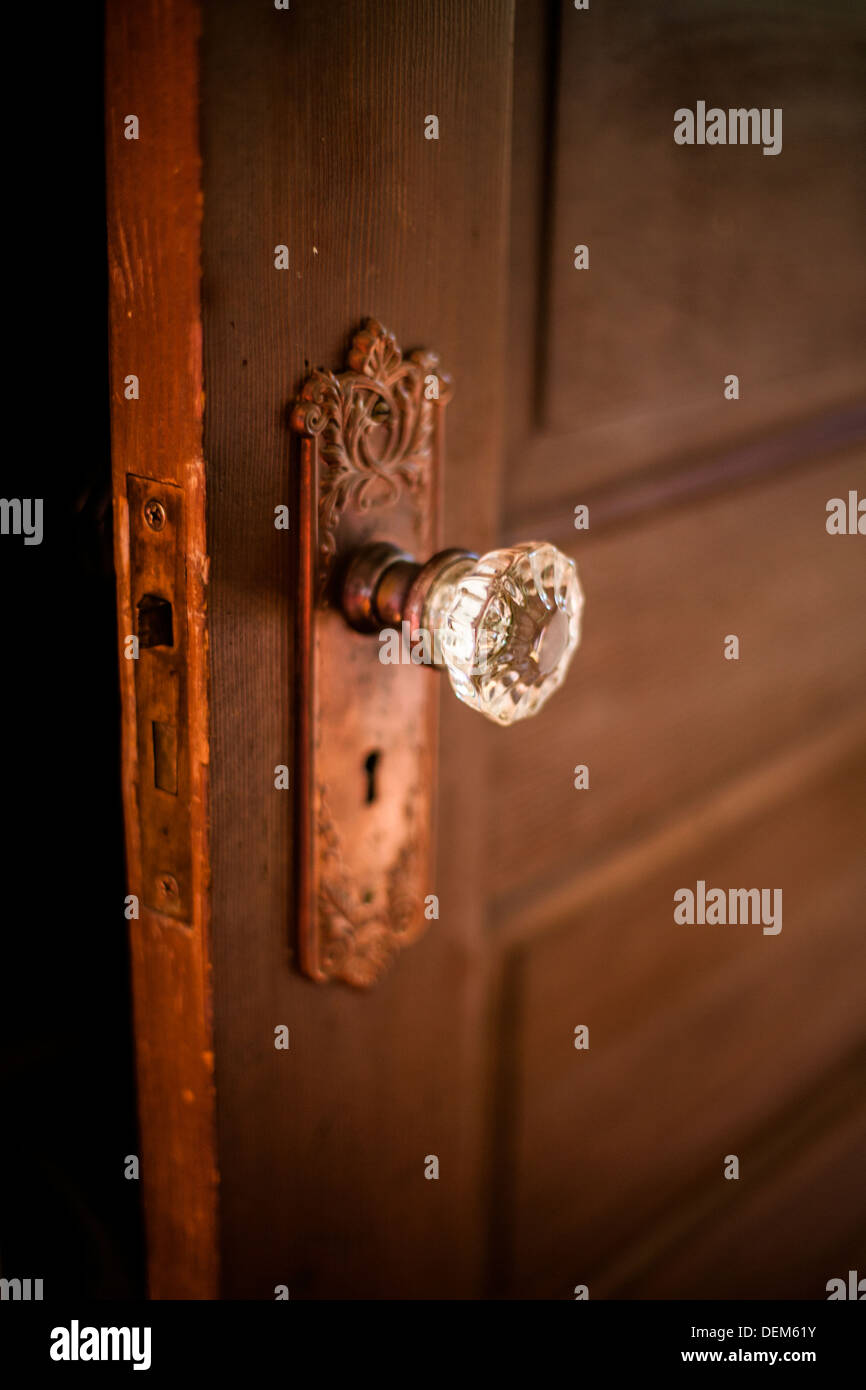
[490,450,866,905]
[106,0,866,1300]
[493,0,866,1300]
[642,1081,866,1299]
[545,2,866,433]
[504,746,866,1297]
[508,0,866,508]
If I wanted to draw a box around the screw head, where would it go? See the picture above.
[143,497,167,531]
[158,874,179,900]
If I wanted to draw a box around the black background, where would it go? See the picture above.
[0,2,144,1300]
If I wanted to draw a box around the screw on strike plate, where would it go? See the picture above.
[158,874,179,901]
[143,497,167,531]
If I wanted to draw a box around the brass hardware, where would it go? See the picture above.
[290,319,584,986]
[291,319,449,987]
[143,497,167,532]
[341,543,475,640]
[127,475,191,920]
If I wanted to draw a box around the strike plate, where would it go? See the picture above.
[291,319,451,986]
[127,475,192,921]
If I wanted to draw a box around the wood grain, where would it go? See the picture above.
[495,7,866,1294]
[506,0,866,509]
[106,0,865,1302]
[105,0,218,1299]
[488,448,866,909]
[201,0,514,1298]
[502,742,866,1297]
[613,1045,866,1298]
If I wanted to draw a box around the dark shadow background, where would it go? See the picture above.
[0,2,143,1299]
[3,0,863,1304]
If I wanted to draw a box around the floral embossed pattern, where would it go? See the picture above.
[291,318,451,588]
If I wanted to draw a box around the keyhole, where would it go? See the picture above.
[364,750,381,804]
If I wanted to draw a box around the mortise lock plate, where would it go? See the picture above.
[126,476,191,920]
[291,319,583,988]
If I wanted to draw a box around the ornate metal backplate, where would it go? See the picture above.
[291,319,451,986]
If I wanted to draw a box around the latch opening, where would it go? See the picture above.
[137,594,174,648]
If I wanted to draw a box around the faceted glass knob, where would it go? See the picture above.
[429,541,584,726]
[341,538,584,726]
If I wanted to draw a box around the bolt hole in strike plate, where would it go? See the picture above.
[291,319,451,987]
[137,594,174,649]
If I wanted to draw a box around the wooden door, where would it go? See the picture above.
[106,0,866,1299]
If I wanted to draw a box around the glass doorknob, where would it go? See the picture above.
[341,539,584,726]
